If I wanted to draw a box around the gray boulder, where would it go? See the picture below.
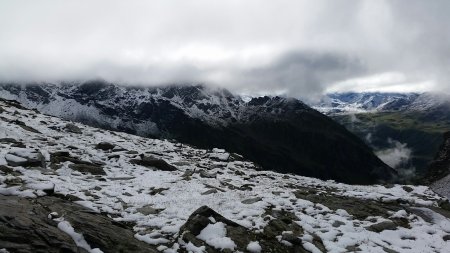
[64,123,82,134]
[175,205,303,253]
[95,142,115,151]
[0,195,158,253]
[5,149,45,168]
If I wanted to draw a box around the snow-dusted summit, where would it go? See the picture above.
[312,92,420,114]
[313,92,450,117]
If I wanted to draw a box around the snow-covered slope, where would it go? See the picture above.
[1,99,450,252]
[0,81,396,184]
[0,82,246,133]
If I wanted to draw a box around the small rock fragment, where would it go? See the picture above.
[241,197,262,204]
[95,142,116,150]
[131,155,177,171]
[69,163,105,175]
[332,220,346,228]
[137,205,163,215]
[402,186,414,193]
[201,189,218,195]
[64,123,82,134]
[0,138,25,147]
[48,212,60,219]
[199,169,216,178]
[366,221,397,232]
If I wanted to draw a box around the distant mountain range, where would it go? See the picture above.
[312,92,450,182]
[314,92,450,118]
[0,81,395,184]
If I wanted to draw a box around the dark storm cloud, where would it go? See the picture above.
[0,0,449,98]
[231,51,366,100]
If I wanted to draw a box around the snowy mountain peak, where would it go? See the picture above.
[313,92,450,116]
[313,92,420,114]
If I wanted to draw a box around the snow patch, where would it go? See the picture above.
[246,241,262,253]
[57,220,104,253]
[197,222,236,250]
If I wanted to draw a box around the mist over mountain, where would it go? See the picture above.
[312,92,450,182]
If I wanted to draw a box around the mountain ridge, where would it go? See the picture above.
[313,91,450,117]
[0,81,396,184]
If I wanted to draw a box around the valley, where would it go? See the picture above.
[313,92,450,182]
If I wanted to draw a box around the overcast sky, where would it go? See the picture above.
[0,0,449,100]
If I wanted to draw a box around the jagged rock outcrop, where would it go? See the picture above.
[175,206,309,253]
[425,132,450,182]
[425,131,450,198]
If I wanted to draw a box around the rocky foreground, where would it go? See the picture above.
[0,98,450,253]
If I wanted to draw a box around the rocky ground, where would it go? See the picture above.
[0,97,450,253]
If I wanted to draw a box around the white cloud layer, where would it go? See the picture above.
[376,139,412,169]
[0,0,449,99]
[326,72,438,93]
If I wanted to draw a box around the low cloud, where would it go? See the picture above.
[228,51,366,101]
[376,139,412,168]
[376,139,416,182]
[1,1,450,99]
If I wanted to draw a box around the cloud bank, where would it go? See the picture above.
[0,0,449,100]
[376,139,412,169]
[376,139,416,182]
